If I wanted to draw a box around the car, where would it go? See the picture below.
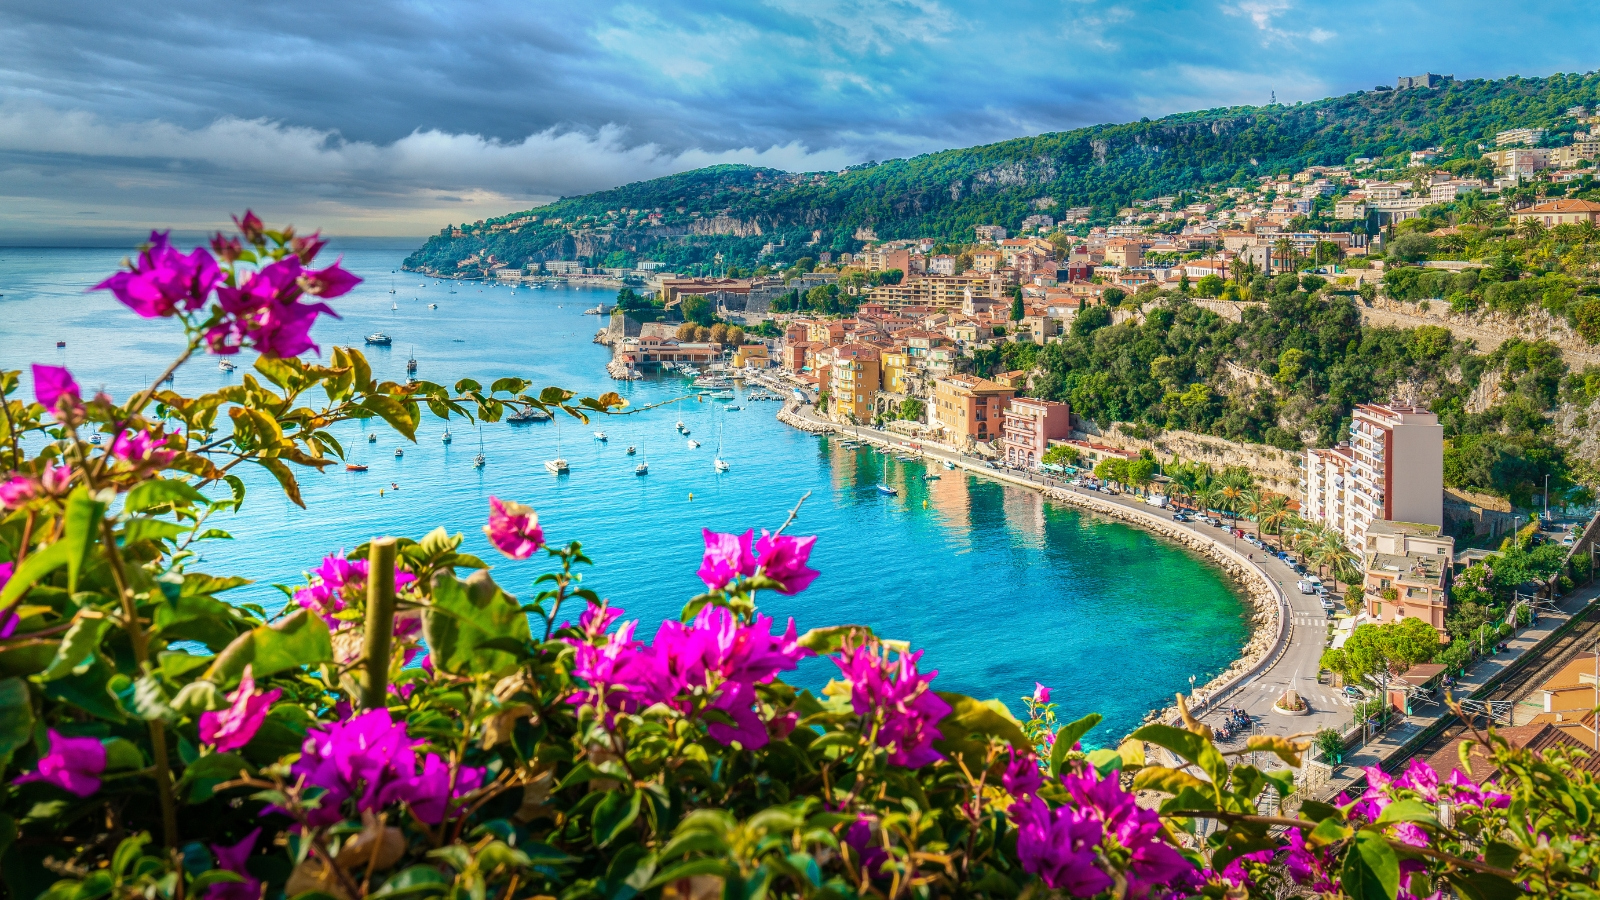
[1294,564,1310,576]
[1320,597,1336,609]
[1298,580,1316,595]
[1172,513,1191,522]
[1343,686,1365,700]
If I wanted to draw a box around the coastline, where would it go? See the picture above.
[774,400,1289,736]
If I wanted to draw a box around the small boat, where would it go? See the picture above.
[366,333,392,346]
[441,428,452,444]
[924,474,941,481]
[406,354,418,374]
[429,303,437,309]
[56,340,66,348]
[508,408,550,424]
[544,458,569,474]
[346,464,368,472]
[218,360,236,372]
[675,421,686,432]
[895,454,916,462]
[726,405,742,411]
[687,439,700,449]
[636,461,648,475]
[391,301,398,311]
[90,434,101,445]
[368,433,378,443]
[474,453,486,468]
[626,446,637,455]
[877,484,897,496]
[714,457,729,473]
[943,460,955,470]
[394,448,404,458]
[710,390,735,401]
[593,431,607,442]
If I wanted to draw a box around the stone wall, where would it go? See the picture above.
[1073,422,1303,495]
[1362,296,1600,365]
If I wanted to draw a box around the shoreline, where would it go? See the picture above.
[773,400,1289,735]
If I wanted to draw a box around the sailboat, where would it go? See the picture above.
[473,428,486,468]
[441,425,452,444]
[712,405,729,472]
[391,300,399,311]
[635,447,648,475]
[406,350,418,375]
[545,417,569,474]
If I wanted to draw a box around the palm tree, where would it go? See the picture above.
[1273,237,1296,274]
[1255,495,1293,551]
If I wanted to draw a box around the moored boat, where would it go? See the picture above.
[366,333,392,346]
[346,464,368,472]
[877,484,897,495]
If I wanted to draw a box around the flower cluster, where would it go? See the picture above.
[568,602,810,748]
[697,528,819,595]
[286,710,483,827]
[1010,764,1195,898]
[833,641,951,767]
[200,666,282,753]
[294,553,418,623]
[89,217,357,359]
[485,496,544,559]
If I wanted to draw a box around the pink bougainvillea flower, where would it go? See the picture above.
[1002,749,1044,798]
[1060,765,1196,897]
[1033,682,1051,703]
[290,230,327,265]
[1011,794,1112,896]
[753,530,818,594]
[285,709,482,827]
[39,464,73,496]
[31,364,80,413]
[91,231,222,318]
[210,233,244,264]
[14,729,106,797]
[697,528,755,590]
[233,210,265,244]
[379,752,485,824]
[293,553,416,623]
[205,829,262,900]
[832,641,950,767]
[199,665,282,753]
[207,256,341,358]
[0,475,35,509]
[111,429,178,468]
[298,258,360,297]
[484,497,544,559]
[844,814,890,881]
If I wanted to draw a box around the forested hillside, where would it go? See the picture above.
[405,72,1600,275]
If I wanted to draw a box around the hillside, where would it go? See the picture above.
[405,71,1600,276]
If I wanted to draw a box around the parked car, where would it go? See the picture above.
[1298,580,1316,595]
[1294,563,1310,576]
[1172,512,1191,522]
[1343,686,1365,700]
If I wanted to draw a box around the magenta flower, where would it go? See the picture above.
[1283,827,1338,891]
[234,211,265,244]
[199,665,282,753]
[294,553,416,623]
[844,814,890,881]
[1011,794,1113,896]
[753,530,819,594]
[832,642,951,767]
[1060,766,1195,897]
[32,364,80,414]
[91,231,222,318]
[210,233,244,264]
[1218,849,1275,890]
[0,563,17,638]
[111,429,178,468]
[1444,769,1510,809]
[39,464,73,497]
[299,257,360,296]
[290,231,327,265]
[1033,682,1051,703]
[14,729,106,797]
[484,497,544,559]
[206,257,342,358]
[0,475,35,509]
[698,528,755,590]
[1002,749,1045,798]
[205,829,262,900]
[286,710,483,826]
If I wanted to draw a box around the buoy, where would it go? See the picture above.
[688,492,694,501]
[379,488,386,497]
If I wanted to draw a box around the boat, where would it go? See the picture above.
[714,457,729,473]
[687,439,700,449]
[391,301,398,311]
[710,390,735,400]
[726,405,741,411]
[56,340,66,348]
[394,448,404,458]
[635,461,648,475]
[368,433,378,443]
[473,429,486,468]
[923,473,941,480]
[441,427,452,444]
[90,434,101,445]
[366,333,392,346]
[943,460,955,470]
[681,427,690,436]
[428,303,437,309]
[626,446,636,455]
[406,351,418,374]
[508,408,551,424]
[593,431,607,442]
[876,484,897,495]
[675,421,685,432]
[545,418,568,474]
[895,454,916,462]
[346,464,368,472]
[218,360,236,372]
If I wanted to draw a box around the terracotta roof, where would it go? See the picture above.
[1423,723,1600,785]
[1522,199,1600,213]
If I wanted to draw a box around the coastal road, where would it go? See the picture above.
[772,395,1349,750]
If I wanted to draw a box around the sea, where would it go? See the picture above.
[0,246,1249,739]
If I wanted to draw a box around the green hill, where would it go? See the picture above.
[404,71,1600,276]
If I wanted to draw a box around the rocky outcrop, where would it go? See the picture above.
[1362,297,1600,365]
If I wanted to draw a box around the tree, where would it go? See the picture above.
[898,397,925,421]
[1196,274,1225,297]
[1010,291,1025,321]
[694,325,711,342]
[1101,288,1127,307]
[726,325,746,345]
[675,322,697,341]
[1043,444,1081,468]
[709,323,729,344]
[681,294,714,325]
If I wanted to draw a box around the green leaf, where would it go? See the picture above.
[371,866,451,900]
[37,657,125,721]
[1481,840,1519,871]
[121,518,189,546]
[38,614,112,682]
[177,752,252,803]
[645,859,733,890]
[1342,831,1400,900]
[1446,872,1524,900]
[593,789,642,848]
[204,610,333,688]
[422,570,531,679]
[359,394,418,440]
[1129,723,1229,792]
[62,487,106,593]
[102,738,144,771]
[256,458,304,509]
[155,594,253,652]
[0,678,36,767]
[0,541,70,610]
[1132,767,1207,795]
[124,478,209,513]
[1050,713,1102,776]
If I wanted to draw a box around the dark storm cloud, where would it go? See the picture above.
[1,0,1597,238]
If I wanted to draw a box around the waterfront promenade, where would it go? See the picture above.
[772,396,1353,746]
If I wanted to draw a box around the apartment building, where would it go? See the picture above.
[1303,444,1356,536]
[1001,398,1071,469]
[829,344,882,423]
[932,375,1015,446]
[1347,404,1444,542]
[1512,199,1600,227]
[1361,521,1455,636]
[867,275,993,309]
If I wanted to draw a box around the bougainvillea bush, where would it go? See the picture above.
[0,218,1596,900]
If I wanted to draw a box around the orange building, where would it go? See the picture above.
[932,375,1015,446]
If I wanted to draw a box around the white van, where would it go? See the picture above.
[1297,580,1316,595]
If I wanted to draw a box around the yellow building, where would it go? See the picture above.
[881,348,909,393]
[829,344,881,423]
[732,344,770,368]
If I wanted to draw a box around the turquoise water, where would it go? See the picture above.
[0,246,1249,737]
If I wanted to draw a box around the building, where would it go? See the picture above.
[829,344,881,423]
[932,375,1015,447]
[974,225,1007,244]
[1512,199,1600,227]
[867,274,995,310]
[1495,128,1547,148]
[929,255,956,276]
[880,347,909,393]
[1526,653,1600,748]
[1002,398,1071,469]
[1396,73,1453,90]
[973,250,1003,273]
[1303,444,1356,537]
[1103,240,1143,268]
[1347,404,1444,543]
[1424,723,1600,788]
[1361,521,1454,636]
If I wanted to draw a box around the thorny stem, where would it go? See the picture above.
[97,518,179,850]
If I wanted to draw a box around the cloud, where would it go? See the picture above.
[1222,0,1338,46]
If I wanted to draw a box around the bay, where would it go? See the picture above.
[0,245,1249,738]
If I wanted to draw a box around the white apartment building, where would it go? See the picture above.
[1305,403,1443,550]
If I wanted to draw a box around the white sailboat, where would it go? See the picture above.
[545,417,569,474]
[635,447,648,476]
[473,428,486,468]
[441,425,452,444]
[712,405,729,472]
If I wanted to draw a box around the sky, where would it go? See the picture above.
[2,0,1598,243]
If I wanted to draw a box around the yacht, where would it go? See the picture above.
[635,461,648,475]
[429,303,437,309]
[546,419,568,474]
[710,390,735,401]
[394,448,404,458]
[368,433,378,443]
[943,460,956,470]
[593,431,608,442]
[406,352,418,375]
[877,484,897,496]
[218,360,236,372]
[626,446,637,455]
[365,333,392,346]
[687,439,700,449]
[675,421,686,432]
[441,427,452,444]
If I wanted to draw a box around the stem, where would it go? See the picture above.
[361,538,398,709]
[98,519,178,849]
